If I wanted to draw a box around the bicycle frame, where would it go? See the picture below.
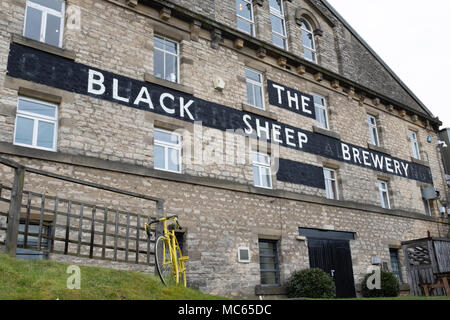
[146,215,188,286]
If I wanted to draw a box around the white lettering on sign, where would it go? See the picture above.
[87,69,105,95]
[268,81,314,117]
[242,114,309,150]
[341,143,409,178]
[87,69,195,120]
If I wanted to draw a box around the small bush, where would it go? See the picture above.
[361,270,400,298]
[287,268,336,299]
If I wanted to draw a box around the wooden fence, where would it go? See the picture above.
[402,238,450,296]
[0,156,165,270]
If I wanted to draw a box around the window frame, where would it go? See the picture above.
[236,0,255,36]
[153,35,180,84]
[258,239,280,286]
[269,0,288,50]
[17,220,51,260]
[153,128,182,174]
[300,19,317,63]
[245,67,266,110]
[313,94,329,130]
[367,115,380,147]
[13,97,58,152]
[423,199,432,216]
[409,130,421,160]
[24,0,65,48]
[389,248,403,283]
[323,167,339,200]
[377,180,391,209]
[252,152,273,189]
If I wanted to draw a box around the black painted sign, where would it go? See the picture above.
[267,80,315,119]
[6,43,433,186]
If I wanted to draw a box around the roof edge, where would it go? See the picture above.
[319,0,436,118]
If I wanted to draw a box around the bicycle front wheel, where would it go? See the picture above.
[155,236,178,285]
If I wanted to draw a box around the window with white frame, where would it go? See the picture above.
[236,0,255,36]
[24,0,65,47]
[300,19,317,63]
[269,0,287,50]
[378,180,391,209]
[367,115,380,146]
[252,152,272,189]
[409,130,421,160]
[313,94,329,130]
[14,97,58,151]
[154,36,179,83]
[323,168,338,200]
[245,68,265,110]
[154,129,182,173]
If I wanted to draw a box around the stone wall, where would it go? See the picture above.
[0,0,448,298]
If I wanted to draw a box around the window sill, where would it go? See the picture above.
[411,157,429,167]
[255,285,287,296]
[12,34,76,61]
[367,143,391,155]
[144,73,194,95]
[312,126,340,140]
[241,103,278,121]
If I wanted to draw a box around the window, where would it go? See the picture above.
[258,239,280,285]
[409,130,421,160]
[300,19,317,63]
[154,128,182,173]
[367,115,380,146]
[14,97,58,151]
[154,36,179,83]
[423,199,432,216]
[236,0,255,36]
[323,168,338,200]
[245,68,265,110]
[389,248,403,283]
[252,152,272,189]
[378,180,391,209]
[269,0,288,50]
[17,222,51,260]
[24,0,65,47]
[313,95,328,130]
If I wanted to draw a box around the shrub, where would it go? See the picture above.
[287,268,336,299]
[360,270,400,298]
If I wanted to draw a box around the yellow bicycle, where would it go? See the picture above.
[145,215,189,287]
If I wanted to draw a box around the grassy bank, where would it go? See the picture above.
[0,254,223,300]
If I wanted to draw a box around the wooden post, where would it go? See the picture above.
[154,200,164,275]
[5,166,25,257]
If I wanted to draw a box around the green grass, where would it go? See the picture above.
[308,296,450,301]
[0,254,224,300]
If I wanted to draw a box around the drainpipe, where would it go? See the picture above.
[435,143,450,238]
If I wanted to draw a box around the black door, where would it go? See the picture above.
[308,239,356,298]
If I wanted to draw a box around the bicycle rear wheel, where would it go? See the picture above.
[155,236,178,285]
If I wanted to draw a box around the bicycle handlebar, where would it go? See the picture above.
[146,215,182,231]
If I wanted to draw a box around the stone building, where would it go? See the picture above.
[0,0,449,298]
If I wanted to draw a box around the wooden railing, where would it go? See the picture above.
[0,156,165,270]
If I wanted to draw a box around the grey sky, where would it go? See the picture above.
[327,0,450,130]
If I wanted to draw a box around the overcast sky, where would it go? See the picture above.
[327,0,450,130]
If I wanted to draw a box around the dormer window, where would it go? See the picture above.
[300,19,317,63]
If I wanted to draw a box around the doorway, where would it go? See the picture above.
[300,228,356,298]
